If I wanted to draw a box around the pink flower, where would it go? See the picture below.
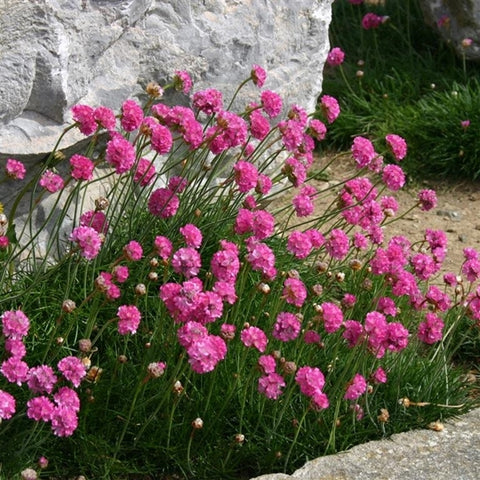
[123,240,143,261]
[117,305,142,335]
[461,119,470,129]
[411,253,438,281]
[94,106,116,130]
[260,90,283,118]
[211,244,240,283]
[148,188,180,218]
[273,312,302,342]
[307,119,327,141]
[5,158,26,180]
[258,354,276,374]
[287,231,313,259]
[106,135,136,174]
[362,12,383,29]
[173,70,193,94]
[0,236,8,249]
[372,367,387,384]
[342,293,357,309]
[2,310,30,339]
[172,247,201,278]
[151,123,173,155]
[352,136,376,168]
[0,389,16,420]
[418,189,437,211]
[319,95,340,123]
[349,0,364,4]
[71,104,96,135]
[27,365,58,393]
[344,373,367,400]
[1,357,29,385]
[283,156,307,186]
[293,193,314,217]
[385,322,409,352]
[343,320,364,348]
[306,229,325,249]
[177,321,208,349]
[382,164,405,191]
[70,154,94,181]
[180,224,203,249]
[187,335,227,374]
[206,111,248,154]
[54,386,80,412]
[353,232,369,250]
[418,312,444,344]
[5,338,26,358]
[240,326,268,352]
[80,210,108,235]
[327,47,345,66]
[193,88,223,114]
[134,158,156,186]
[377,297,397,317]
[70,226,102,260]
[258,373,286,400]
[365,311,388,356]
[256,174,273,196]
[251,64,267,87]
[320,302,344,333]
[249,110,270,140]
[279,120,304,152]
[51,406,78,437]
[154,235,173,260]
[113,265,129,283]
[295,366,325,397]
[57,356,87,387]
[169,175,188,193]
[27,396,55,421]
[462,258,480,282]
[282,278,307,308]
[245,238,277,280]
[425,285,451,312]
[234,161,259,193]
[252,210,275,240]
[304,330,321,344]
[121,99,144,132]
[39,170,64,193]
[385,134,407,161]
[220,323,236,341]
[326,229,350,260]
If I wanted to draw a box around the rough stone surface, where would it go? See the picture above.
[0,0,333,160]
[419,0,480,60]
[250,408,480,480]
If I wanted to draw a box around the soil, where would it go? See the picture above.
[288,152,480,277]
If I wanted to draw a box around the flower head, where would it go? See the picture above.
[327,47,345,66]
[117,305,142,335]
[5,158,26,180]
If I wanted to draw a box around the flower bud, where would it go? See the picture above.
[146,81,164,98]
[38,456,49,469]
[148,271,158,282]
[148,362,166,378]
[234,433,245,444]
[173,380,184,395]
[150,257,160,268]
[21,469,38,480]
[118,355,128,364]
[135,283,147,296]
[349,259,362,271]
[258,282,270,294]
[378,408,390,423]
[192,417,204,429]
[78,338,92,353]
[62,299,76,313]
[95,196,109,211]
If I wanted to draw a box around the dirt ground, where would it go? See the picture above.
[289,153,480,277]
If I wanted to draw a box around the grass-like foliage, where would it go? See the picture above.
[0,66,479,480]
[322,0,480,180]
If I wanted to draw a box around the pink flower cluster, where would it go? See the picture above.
[295,366,329,409]
[70,225,103,260]
[5,158,26,180]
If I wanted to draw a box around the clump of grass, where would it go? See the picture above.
[321,0,480,180]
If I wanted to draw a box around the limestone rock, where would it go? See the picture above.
[0,0,334,161]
